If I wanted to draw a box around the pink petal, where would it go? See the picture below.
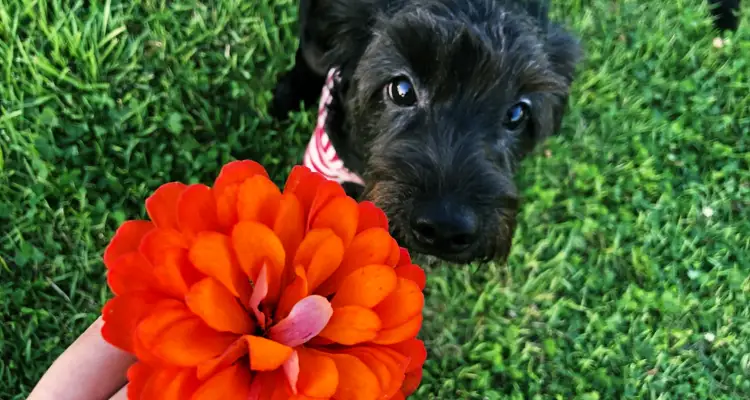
[267,295,333,347]
[249,263,269,329]
[283,350,300,394]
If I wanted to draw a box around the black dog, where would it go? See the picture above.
[270,0,740,265]
[272,0,581,264]
[710,0,741,31]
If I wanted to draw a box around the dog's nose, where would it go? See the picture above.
[410,200,478,253]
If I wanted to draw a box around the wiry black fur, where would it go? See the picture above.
[709,0,741,31]
[272,0,581,264]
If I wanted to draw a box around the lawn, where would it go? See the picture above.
[1,0,748,398]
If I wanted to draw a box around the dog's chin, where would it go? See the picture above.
[407,248,508,267]
[406,243,481,265]
[393,230,511,266]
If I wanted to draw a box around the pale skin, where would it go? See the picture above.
[27,317,134,400]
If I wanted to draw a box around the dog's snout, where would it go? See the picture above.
[410,199,479,254]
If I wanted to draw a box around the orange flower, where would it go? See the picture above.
[100,161,427,400]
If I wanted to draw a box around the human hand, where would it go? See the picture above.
[27,316,135,400]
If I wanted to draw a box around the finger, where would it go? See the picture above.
[28,317,136,400]
[109,385,128,400]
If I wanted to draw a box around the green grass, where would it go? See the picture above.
[0,0,748,398]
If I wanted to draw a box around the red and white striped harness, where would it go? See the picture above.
[303,69,365,186]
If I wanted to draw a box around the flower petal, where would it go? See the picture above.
[296,348,339,398]
[247,335,294,371]
[154,248,201,297]
[139,228,188,260]
[344,349,393,399]
[318,306,381,345]
[215,184,241,232]
[100,292,161,353]
[148,317,238,366]
[248,373,267,400]
[356,201,389,233]
[373,278,424,329]
[139,229,194,296]
[132,329,166,367]
[186,277,254,334]
[275,266,309,321]
[213,161,270,230]
[293,229,344,293]
[103,220,154,268]
[310,196,359,247]
[325,352,381,400]
[197,336,291,378]
[390,392,406,400]
[189,232,251,303]
[342,347,407,400]
[146,182,187,229]
[401,369,423,396]
[193,364,253,400]
[316,228,398,297]
[387,242,403,266]
[249,263,270,330]
[394,264,426,291]
[140,368,198,400]
[387,339,427,373]
[283,350,300,394]
[106,252,156,295]
[106,270,139,297]
[237,175,282,226]
[307,180,347,227]
[371,314,423,345]
[364,347,410,399]
[287,395,327,400]
[273,193,305,274]
[396,248,411,267]
[125,362,152,400]
[282,165,326,215]
[268,295,333,347]
[306,336,334,347]
[331,265,398,309]
[231,221,286,305]
[178,184,220,240]
[134,300,194,350]
[196,336,250,380]
[213,160,269,195]
[249,370,294,400]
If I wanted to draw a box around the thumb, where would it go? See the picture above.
[28,317,135,400]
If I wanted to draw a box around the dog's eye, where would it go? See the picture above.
[504,100,532,130]
[386,78,417,107]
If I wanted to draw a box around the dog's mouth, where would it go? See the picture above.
[421,250,484,265]
[391,227,490,264]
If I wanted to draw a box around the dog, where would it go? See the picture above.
[270,0,740,265]
[710,0,741,31]
[271,0,581,265]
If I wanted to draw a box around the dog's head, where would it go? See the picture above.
[301,0,582,263]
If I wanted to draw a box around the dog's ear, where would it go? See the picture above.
[545,26,582,88]
[518,1,582,134]
[545,24,583,133]
[298,0,383,75]
[515,0,582,87]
